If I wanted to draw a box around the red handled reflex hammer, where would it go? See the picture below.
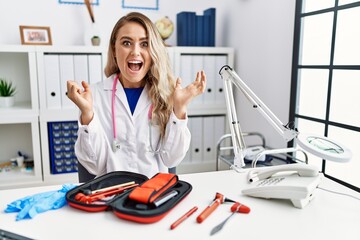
[196,192,236,223]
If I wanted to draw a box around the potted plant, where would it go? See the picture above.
[91,35,100,46]
[0,78,16,107]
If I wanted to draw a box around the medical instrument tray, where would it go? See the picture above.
[66,171,192,223]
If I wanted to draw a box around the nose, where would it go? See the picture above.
[131,44,141,56]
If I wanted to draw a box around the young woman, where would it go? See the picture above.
[67,12,206,178]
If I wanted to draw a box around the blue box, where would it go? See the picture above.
[48,121,79,174]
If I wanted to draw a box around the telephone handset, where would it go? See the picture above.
[242,164,323,208]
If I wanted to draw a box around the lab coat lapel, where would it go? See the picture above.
[103,75,133,118]
[133,84,151,119]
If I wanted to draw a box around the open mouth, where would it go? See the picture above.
[128,60,143,71]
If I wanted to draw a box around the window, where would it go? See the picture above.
[290,0,360,192]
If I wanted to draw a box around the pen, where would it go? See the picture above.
[170,206,198,230]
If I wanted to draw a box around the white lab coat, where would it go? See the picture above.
[75,74,191,179]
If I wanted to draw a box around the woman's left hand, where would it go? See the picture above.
[173,70,206,119]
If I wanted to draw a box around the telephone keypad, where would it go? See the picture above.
[257,177,285,187]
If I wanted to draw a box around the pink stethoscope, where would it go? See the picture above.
[111,75,162,155]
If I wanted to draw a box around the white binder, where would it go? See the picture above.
[203,55,216,103]
[74,55,89,84]
[44,54,61,109]
[191,55,204,104]
[189,117,203,163]
[88,54,103,84]
[215,55,227,104]
[59,55,75,109]
[214,116,225,149]
[179,54,192,88]
[203,116,215,162]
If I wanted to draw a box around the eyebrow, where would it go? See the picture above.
[119,36,148,41]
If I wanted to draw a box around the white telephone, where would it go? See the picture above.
[241,164,323,208]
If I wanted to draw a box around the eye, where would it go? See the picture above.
[122,40,131,46]
[141,41,149,48]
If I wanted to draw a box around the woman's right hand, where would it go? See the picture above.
[67,80,94,125]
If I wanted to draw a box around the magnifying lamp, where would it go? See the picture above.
[219,65,352,170]
[297,133,352,163]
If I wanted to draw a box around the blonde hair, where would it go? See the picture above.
[104,12,175,138]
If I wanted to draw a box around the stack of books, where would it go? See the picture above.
[177,8,216,46]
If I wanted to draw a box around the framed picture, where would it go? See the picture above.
[122,0,159,10]
[58,0,99,5]
[19,26,52,45]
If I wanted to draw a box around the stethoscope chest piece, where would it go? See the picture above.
[112,139,121,152]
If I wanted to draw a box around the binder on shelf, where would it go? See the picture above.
[176,11,189,46]
[203,55,216,103]
[215,55,227,104]
[196,15,204,46]
[191,55,204,104]
[180,55,192,87]
[189,117,203,163]
[204,8,216,46]
[59,55,76,109]
[88,54,103,84]
[44,54,62,109]
[74,55,89,85]
[188,13,196,46]
[214,116,225,151]
[176,8,216,47]
[203,116,215,162]
[202,14,211,46]
[182,119,192,164]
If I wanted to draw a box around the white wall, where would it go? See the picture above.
[0,0,296,148]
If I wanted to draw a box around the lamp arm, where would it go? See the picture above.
[219,65,299,169]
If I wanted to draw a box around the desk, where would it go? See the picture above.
[1,170,360,240]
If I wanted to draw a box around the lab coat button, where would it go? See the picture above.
[84,129,88,133]
[173,121,176,124]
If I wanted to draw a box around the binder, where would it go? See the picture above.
[59,55,75,109]
[176,11,196,46]
[176,12,189,46]
[195,15,204,46]
[88,54,103,84]
[202,15,211,46]
[203,116,215,162]
[204,8,216,46]
[202,55,216,103]
[214,116,226,149]
[74,54,89,85]
[214,116,226,165]
[182,119,192,164]
[188,12,196,46]
[215,55,227,104]
[189,117,203,163]
[180,54,192,89]
[44,54,61,109]
[191,55,204,104]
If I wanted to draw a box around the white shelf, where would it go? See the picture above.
[188,104,227,116]
[40,109,78,122]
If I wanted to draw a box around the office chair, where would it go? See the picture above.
[77,161,96,183]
